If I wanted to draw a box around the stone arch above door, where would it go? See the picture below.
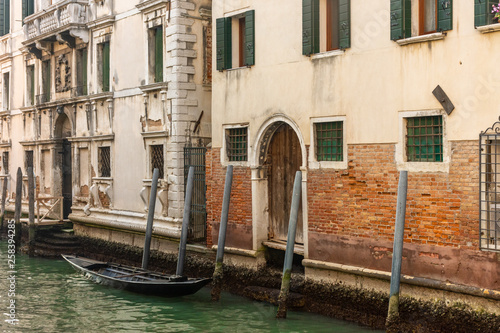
[252,114,307,169]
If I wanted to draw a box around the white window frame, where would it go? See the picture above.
[396,109,449,173]
[221,124,250,167]
[309,116,347,170]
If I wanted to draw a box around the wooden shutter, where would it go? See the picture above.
[338,0,350,49]
[437,0,453,32]
[404,0,411,38]
[102,42,110,92]
[303,0,319,55]
[216,17,232,71]
[475,0,497,27]
[28,0,33,16]
[391,0,409,40]
[0,0,5,36]
[22,0,27,20]
[155,26,163,82]
[4,0,9,35]
[244,10,255,66]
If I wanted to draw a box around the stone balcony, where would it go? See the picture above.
[22,0,90,55]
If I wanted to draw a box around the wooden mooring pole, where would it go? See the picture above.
[276,171,302,319]
[14,168,22,251]
[211,165,233,301]
[0,174,8,232]
[176,166,195,277]
[28,167,35,257]
[142,168,160,270]
[386,170,408,328]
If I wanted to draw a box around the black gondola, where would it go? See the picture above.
[62,255,211,297]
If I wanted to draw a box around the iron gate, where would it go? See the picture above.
[184,147,207,243]
[480,118,500,252]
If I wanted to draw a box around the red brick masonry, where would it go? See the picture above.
[206,141,500,290]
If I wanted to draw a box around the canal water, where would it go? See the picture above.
[0,242,382,332]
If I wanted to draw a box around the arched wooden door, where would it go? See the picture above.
[266,123,303,244]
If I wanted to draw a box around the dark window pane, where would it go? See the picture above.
[406,116,443,162]
[226,128,248,162]
[315,121,343,162]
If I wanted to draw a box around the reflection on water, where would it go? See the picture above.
[0,242,381,332]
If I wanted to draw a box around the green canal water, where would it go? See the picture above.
[0,242,382,332]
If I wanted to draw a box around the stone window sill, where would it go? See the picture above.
[395,32,446,46]
[311,49,344,60]
[477,23,500,34]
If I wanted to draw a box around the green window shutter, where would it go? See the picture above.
[216,18,225,71]
[216,17,232,71]
[22,0,27,21]
[0,0,5,37]
[102,42,110,92]
[28,0,33,16]
[82,48,88,95]
[302,0,319,55]
[404,0,411,38]
[437,0,453,32]
[244,10,255,66]
[475,0,496,27]
[4,0,9,35]
[155,26,163,82]
[338,0,350,49]
[390,0,404,40]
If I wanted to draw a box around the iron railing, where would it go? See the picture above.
[480,118,500,252]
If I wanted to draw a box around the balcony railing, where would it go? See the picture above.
[23,0,89,44]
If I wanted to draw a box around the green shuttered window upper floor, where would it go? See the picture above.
[216,10,255,71]
[475,0,498,27]
[22,0,34,21]
[0,0,10,37]
[390,0,453,41]
[302,0,351,56]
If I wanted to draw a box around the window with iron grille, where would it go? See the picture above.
[2,151,8,174]
[150,144,164,179]
[226,127,248,162]
[315,121,343,161]
[480,121,500,252]
[406,116,443,162]
[98,146,111,177]
[25,150,33,172]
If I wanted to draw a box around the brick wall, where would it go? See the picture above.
[307,141,500,290]
[206,148,253,249]
[307,141,479,249]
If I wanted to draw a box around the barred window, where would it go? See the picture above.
[226,127,248,162]
[25,150,34,172]
[315,121,343,161]
[2,151,8,174]
[98,146,111,177]
[150,144,164,179]
[406,116,443,162]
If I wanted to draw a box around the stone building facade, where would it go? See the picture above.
[208,0,500,312]
[1,0,211,242]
